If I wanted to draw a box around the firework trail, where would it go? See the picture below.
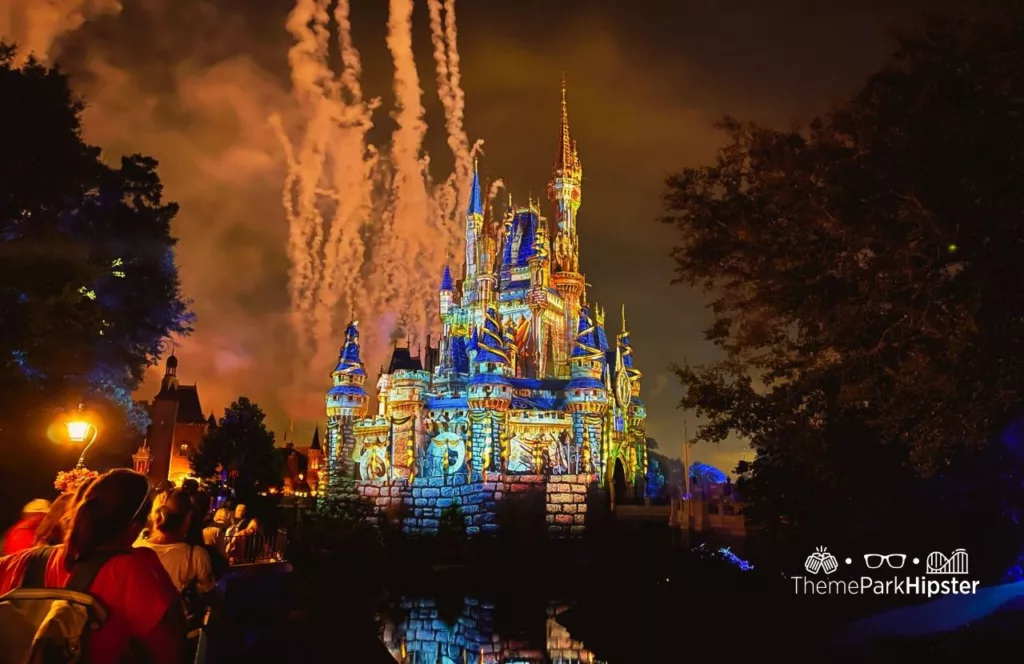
[277,0,480,374]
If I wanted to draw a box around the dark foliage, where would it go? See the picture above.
[662,7,1024,578]
[0,44,192,524]
[191,398,283,502]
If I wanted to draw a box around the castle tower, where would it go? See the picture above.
[614,305,647,496]
[564,307,610,475]
[548,77,582,267]
[307,424,323,494]
[325,320,369,490]
[439,260,454,319]
[463,160,484,304]
[434,333,470,397]
[548,79,585,378]
[467,306,513,475]
[161,353,179,392]
[618,305,644,397]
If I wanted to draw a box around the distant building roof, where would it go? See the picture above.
[155,384,206,424]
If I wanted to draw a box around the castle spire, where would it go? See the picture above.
[467,158,483,216]
[553,75,581,181]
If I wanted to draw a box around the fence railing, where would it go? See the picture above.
[224,530,287,566]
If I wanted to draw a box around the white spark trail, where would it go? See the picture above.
[277,0,482,397]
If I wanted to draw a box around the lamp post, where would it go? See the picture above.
[65,403,100,469]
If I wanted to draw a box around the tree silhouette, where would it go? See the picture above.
[192,398,283,501]
[662,7,1024,576]
[0,44,192,524]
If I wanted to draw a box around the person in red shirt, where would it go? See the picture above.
[2,499,51,555]
[0,469,185,664]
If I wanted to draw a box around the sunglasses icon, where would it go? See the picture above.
[864,553,907,569]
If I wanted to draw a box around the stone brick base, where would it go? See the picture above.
[341,472,595,536]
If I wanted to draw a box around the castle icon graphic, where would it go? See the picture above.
[926,549,969,575]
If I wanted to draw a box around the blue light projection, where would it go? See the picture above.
[690,462,728,484]
[692,544,754,572]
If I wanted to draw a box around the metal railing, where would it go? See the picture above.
[224,530,287,565]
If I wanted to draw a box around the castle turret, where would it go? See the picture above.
[439,261,454,317]
[564,307,610,416]
[161,354,179,392]
[548,80,585,377]
[325,320,369,487]
[307,424,323,494]
[548,77,582,262]
[463,160,484,304]
[618,305,643,395]
[467,306,513,411]
[434,334,470,397]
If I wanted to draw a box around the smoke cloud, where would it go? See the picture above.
[1,0,122,64]
[5,0,485,435]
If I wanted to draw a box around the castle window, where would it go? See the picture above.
[178,444,189,457]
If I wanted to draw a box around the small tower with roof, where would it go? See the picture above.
[467,306,513,475]
[439,256,454,319]
[132,441,153,476]
[564,307,611,475]
[307,424,323,494]
[463,160,484,304]
[325,320,369,489]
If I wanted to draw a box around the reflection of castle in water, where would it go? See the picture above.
[382,598,604,664]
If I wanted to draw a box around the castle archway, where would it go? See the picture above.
[611,457,627,509]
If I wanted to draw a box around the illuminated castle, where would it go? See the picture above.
[324,83,648,535]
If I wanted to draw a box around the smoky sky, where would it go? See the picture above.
[9,0,959,471]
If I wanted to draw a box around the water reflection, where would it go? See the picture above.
[381,597,605,663]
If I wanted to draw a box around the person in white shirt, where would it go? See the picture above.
[135,489,217,595]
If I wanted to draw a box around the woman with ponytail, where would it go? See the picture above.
[0,469,184,663]
[136,488,216,594]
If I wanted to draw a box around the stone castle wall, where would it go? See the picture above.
[351,472,593,536]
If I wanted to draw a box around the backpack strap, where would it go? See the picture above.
[65,549,129,594]
[20,546,58,589]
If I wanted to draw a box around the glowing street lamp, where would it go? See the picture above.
[65,404,100,468]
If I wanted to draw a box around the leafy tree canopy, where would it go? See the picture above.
[663,8,1024,573]
[0,44,192,434]
[192,397,283,501]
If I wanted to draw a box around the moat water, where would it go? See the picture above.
[378,596,605,664]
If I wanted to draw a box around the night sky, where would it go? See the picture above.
[21,0,957,471]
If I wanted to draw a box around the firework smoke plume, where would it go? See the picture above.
[274,0,483,397]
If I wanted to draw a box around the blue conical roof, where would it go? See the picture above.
[447,335,470,374]
[474,306,509,365]
[440,264,453,291]
[619,328,641,381]
[570,307,602,361]
[467,163,483,216]
[596,318,610,353]
[334,321,366,376]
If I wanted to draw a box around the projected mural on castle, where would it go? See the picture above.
[324,84,648,534]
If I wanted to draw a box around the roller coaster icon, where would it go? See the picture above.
[925,549,969,575]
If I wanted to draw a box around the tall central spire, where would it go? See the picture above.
[553,75,582,181]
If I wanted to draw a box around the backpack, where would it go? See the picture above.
[0,546,122,664]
